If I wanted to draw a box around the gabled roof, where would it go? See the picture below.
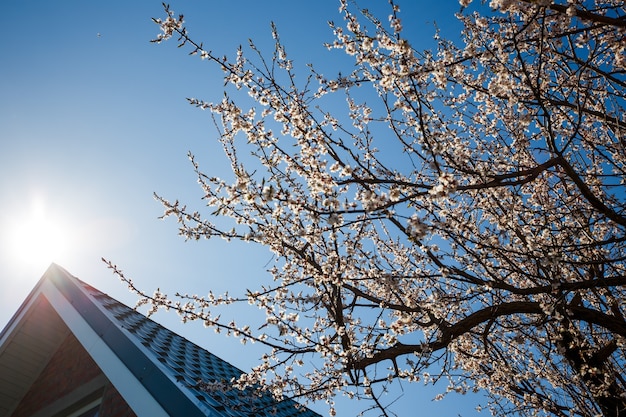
[0,264,321,417]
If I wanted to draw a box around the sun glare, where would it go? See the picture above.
[7,200,70,269]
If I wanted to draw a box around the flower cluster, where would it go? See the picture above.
[151,6,183,44]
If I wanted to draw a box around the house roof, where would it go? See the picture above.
[0,264,321,417]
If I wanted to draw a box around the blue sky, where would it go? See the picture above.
[0,1,483,415]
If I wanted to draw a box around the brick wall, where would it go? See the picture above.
[11,333,136,417]
[99,383,138,417]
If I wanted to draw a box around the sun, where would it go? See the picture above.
[6,199,71,269]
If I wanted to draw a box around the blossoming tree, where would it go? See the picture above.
[107,0,626,415]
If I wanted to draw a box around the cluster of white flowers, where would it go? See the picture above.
[428,172,457,198]
[406,214,426,240]
[152,8,183,43]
